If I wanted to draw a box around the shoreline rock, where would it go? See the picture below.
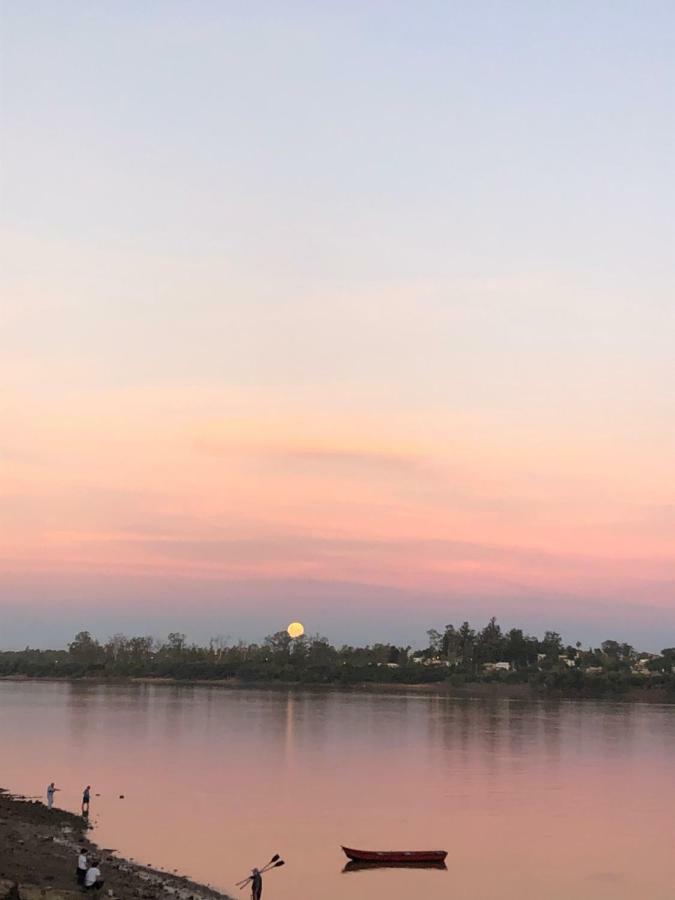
[0,790,232,900]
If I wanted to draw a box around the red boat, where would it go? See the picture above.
[341,846,448,864]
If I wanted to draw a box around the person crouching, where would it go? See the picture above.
[84,860,104,891]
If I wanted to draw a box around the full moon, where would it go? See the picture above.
[287,621,305,639]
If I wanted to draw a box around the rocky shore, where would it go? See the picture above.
[0,791,233,900]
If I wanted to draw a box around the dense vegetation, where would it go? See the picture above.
[0,619,673,698]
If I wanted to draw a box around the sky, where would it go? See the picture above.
[1,1,674,650]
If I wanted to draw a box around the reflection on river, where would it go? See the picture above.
[1,682,674,900]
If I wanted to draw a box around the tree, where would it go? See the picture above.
[600,640,633,670]
[457,622,476,670]
[68,631,103,665]
[504,628,534,669]
[105,633,129,661]
[601,640,620,658]
[128,636,155,661]
[264,631,292,654]
[307,636,337,666]
[620,643,635,662]
[165,632,187,654]
[209,635,231,660]
[441,625,461,663]
[426,629,442,656]
[2,622,668,692]
[476,617,504,664]
[542,631,563,658]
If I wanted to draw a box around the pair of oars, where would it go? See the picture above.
[235,854,285,890]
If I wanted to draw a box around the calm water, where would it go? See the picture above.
[1,682,674,899]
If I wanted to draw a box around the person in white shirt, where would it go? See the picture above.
[46,783,60,809]
[84,861,104,891]
[76,848,88,885]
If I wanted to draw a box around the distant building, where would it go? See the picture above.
[482,661,511,673]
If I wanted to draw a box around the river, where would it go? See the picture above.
[1,681,673,899]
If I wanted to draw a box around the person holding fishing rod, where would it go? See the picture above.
[236,854,285,899]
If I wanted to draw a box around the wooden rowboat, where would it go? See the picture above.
[341,846,448,864]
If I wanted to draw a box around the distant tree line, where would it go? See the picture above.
[0,619,673,698]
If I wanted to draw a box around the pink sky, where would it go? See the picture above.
[1,5,674,648]
[2,363,673,648]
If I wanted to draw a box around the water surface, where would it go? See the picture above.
[1,682,673,899]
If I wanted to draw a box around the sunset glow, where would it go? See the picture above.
[1,3,673,649]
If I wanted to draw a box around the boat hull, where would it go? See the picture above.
[341,846,447,864]
[343,860,447,872]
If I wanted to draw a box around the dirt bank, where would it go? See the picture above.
[0,790,232,900]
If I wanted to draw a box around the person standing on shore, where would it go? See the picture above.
[250,868,262,900]
[81,785,91,815]
[76,848,88,885]
[46,782,60,809]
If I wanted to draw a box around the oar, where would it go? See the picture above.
[260,860,285,874]
[235,859,285,888]
[236,859,284,885]
[235,855,281,887]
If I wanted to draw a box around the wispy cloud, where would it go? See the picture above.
[21,532,672,591]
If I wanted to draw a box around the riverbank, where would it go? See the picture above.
[1,673,673,703]
[0,790,233,900]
